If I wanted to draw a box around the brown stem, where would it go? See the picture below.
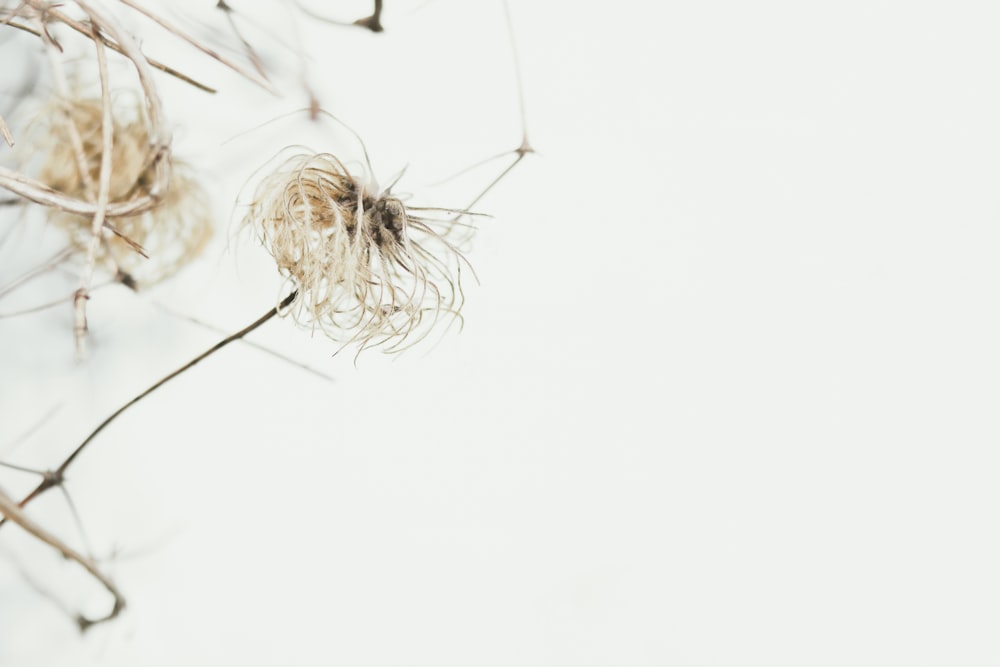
[118,0,278,94]
[0,291,298,528]
[2,17,217,92]
[354,0,384,32]
[0,487,125,631]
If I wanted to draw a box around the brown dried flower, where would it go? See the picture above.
[37,97,212,287]
[244,151,469,352]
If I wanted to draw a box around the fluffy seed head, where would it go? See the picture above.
[244,152,468,352]
[37,97,213,287]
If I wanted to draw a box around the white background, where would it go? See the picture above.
[2,1,1000,665]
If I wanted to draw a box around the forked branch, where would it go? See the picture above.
[0,487,124,631]
[0,291,299,526]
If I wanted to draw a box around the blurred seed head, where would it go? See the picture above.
[36,97,213,287]
[244,151,468,352]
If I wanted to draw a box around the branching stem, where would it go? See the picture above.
[0,487,124,631]
[0,291,298,528]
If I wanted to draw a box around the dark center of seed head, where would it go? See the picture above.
[369,197,406,247]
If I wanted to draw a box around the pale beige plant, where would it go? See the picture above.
[244,151,471,352]
[0,0,533,635]
[36,97,212,287]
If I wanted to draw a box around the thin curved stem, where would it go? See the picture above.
[0,487,124,631]
[0,291,298,528]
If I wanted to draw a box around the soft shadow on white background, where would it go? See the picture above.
[1,1,999,665]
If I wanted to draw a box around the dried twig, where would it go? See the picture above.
[0,460,97,561]
[0,165,159,218]
[354,0,384,32]
[72,0,171,201]
[118,0,278,94]
[1,16,217,93]
[72,21,114,358]
[0,404,62,459]
[0,545,79,623]
[282,1,322,116]
[458,148,530,217]
[445,0,533,214]
[153,301,336,382]
[59,484,95,559]
[0,461,47,476]
[295,0,385,33]
[503,0,532,154]
[0,113,13,146]
[0,1,173,221]
[215,0,269,82]
[1,291,298,524]
[0,245,74,300]
[37,11,98,199]
[0,281,114,318]
[0,487,124,631]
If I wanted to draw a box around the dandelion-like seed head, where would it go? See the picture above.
[37,97,213,287]
[245,152,468,352]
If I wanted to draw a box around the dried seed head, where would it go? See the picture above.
[245,152,468,352]
[36,97,213,287]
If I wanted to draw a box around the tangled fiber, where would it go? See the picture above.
[37,97,212,287]
[245,152,469,352]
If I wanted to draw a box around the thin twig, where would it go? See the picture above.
[0,245,75,300]
[72,22,114,359]
[355,0,384,32]
[118,0,279,94]
[38,12,97,199]
[215,0,270,82]
[59,484,95,560]
[0,545,79,623]
[153,300,335,382]
[0,2,30,29]
[103,221,149,257]
[3,2,173,220]
[428,147,521,187]
[459,150,527,217]
[2,17,217,93]
[0,461,47,475]
[502,0,532,153]
[0,487,124,631]
[0,113,12,146]
[0,403,62,458]
[72,0,172,201]
[442,0,533,217]
[0,281,114,319]
[0,291,299,526]
[282,0,322,116]
[0,164,160,218]
[295,0,385,32]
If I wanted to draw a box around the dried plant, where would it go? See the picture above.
[36,97,212,287]
[0,0,533,638]
[245,151,470,352]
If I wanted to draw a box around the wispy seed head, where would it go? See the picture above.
[37,97,213,287]
[244,152,468,352]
